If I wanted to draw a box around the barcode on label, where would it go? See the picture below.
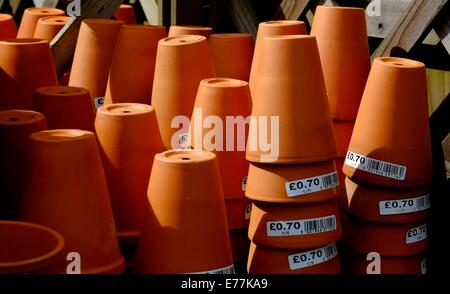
[288,243,338,270]
[285,172,339,197]
[189,265,235,274]
[267,215,337,237]
[379,194,431,216]
[345,151,407,180]
[406,224,427,244]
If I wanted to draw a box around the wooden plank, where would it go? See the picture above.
[427,68,450,116]
[365,0,412,39]
[8,0,20,14]
[33,0,59,7]
[229,0,258,38]
[140,0,163,25]
[273,0,312,20]
[50,0,122,77]
[436,15,450,54]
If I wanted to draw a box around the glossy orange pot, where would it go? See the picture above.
[311,6,370,121]
[343,57,432,188]
[114,4,136,25]
[20,130,124,274]
[225,198,252,230]
[17,7,65,38]
[33,16,70,41]
[0,110,46,219]
[168,25,213,38]
[0,38,58,110]
[0,14,17,40]
[32,86,95,132]
[95,103,164,243]
[135,150,233,274]
[333,121,354,158]
[104,25,167,105]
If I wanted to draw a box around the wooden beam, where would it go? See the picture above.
[8,0,20,14]
[365,0,412,39]
[140,0,163,25]
[229,0,258,38]
[427,68,450,116]
[436,15,450,54]
[273,0,312,20]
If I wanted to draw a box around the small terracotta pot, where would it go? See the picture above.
[246,161,339,203]
[0,14,17,40]
[114,4,136,25]
[105,25,167,106]
[0,38,58,110]
[95,103,164,243]
[230,229,250,265]
[209,33,254,81]
[248,200,342,249]
[346,177,431,224]
[225,198,252,230]
[32,86,95,132]
[135,150,233,274]
[249,20,306,96]
[343,218,428,256]
[168,25,213,38]
[333,121,354,158]
[33,16,70,41]
[17,7,65,38]
[311,6,371,121]
[0,110,46,219]
[0,221,65,274]
[343,57,432,188]
[152,35,215,149]
[248,242,340,274]
[20,130,124,274]
[69,19,123,109]
[247,35,338,163]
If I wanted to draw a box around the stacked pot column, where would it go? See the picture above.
[245,35,342,274]
[342,57,432,274]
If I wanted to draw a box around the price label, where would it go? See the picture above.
[285,172,339,197]
[406,224,427,244]
[345,151,407,180]
[245,204,252,220]
[188,265,235,274]
[267,215,337,237]
[379,194,430,215]
[178,133,189,149]
[288,243,338,270]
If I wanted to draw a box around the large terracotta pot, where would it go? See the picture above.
[33,16,70,41]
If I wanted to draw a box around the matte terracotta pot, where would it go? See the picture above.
[105,25,167,105]
[247,35,338,163]
[32,86,95,132]
[152,35,215,149]
[0,221,64,274]
[248,242,340,274]
[33,16,70,41]
[135,150,233,274]
[69,19,123,109]
[0,14,17,40]
[225,198,252,230]
[95,103,164,243]
[168,25,213,38]
[0,38,58,110]
[343,57,432,188]
[311,6,370,121]
[335,158,349,220]
[246,161,339,203]
[0,110,46,219]
[333,121,354,158]
[17,7,65,38]
[114,4,136,25]
[20,130,124,274]
[209,33,254,81]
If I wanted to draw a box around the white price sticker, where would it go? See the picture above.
[379,194,431,215]
[345,151,407,180]
[267,215,337,237]
[288,243,338,270]
[421,258,427,274]
[94,97,104,109]
[188,265,235,274]
[241,176,248,192]
[285,172,339,197]
[245,204,252,220]
[406,224,427,244]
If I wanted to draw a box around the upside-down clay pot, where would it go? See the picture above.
[311,6,370,121]
[135,150,233,274]
[20,130,125,274]
[0,14,17,40]
[104,25,167,105]
[249,20,307,96]
[225,198,252,230]
[32,86,95,132]
[333,122,354,158]
[17,7,65,38]
[114,4,136,25]
[343,57,432,188]
[0,39,58,110]
[335,158,349,220]
[152,35,215,149]
[246,35,338,163]
[209,34,254,81]
[0,110,47,220]
[69,19,123,109]
[0,221,65,274]
[95,103,165,243]
[168,25,213,38]
[248,200,342,249]
[246,161,339,203]
[248,242,340,274]
[33,16,70,41]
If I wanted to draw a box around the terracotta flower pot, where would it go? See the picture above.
[208,33,254,81]
[69,19,123,110]
[0,221,64,274]
[247,242,340,274]
[0,38,58,110]
[333,122,354,158]
[246,161,339,203]
[20,130,124,274]
[0,110,46,220]
[247,35,338,163]
[230,229,250,265]
[225,198,252,230]
[343,219,428,256]
[168,25,213,38]
[346,177,431,224]
[343,57,432,188]
[311,6,371,121]
[335,158,349,220]
[0,14,17,40]
[33,16,70,41]
[17,7,65,38]
[114,4,136,25]
[249,20,306,96]
[152,35,215,149]
[95,103,165,243]
[32,86,95,132]
[135,150,234,274]
[104,25,167,106]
